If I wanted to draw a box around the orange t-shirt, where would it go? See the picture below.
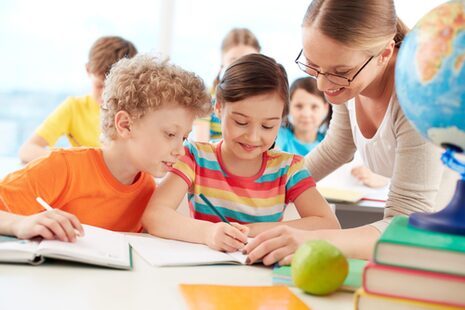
[0,148,155,232]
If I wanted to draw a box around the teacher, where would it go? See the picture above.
[245,0,451,263]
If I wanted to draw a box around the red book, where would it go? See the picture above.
[363,262,465,308]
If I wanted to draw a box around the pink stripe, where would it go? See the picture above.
[196,177,284,198]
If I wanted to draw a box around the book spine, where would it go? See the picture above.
[363,263,465,308]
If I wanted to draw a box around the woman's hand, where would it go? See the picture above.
[243,225,311,266]
[12,209,84,242]
[205,222,249,252]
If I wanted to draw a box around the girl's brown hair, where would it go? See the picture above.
[212,28,261,91]
[216,53,289,117]
[303,0,409,54]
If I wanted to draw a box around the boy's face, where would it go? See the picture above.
[126,105,195,178]
[289,89,328,133]
[89,73,105,105]
[217,92,283,161]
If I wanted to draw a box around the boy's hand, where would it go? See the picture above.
[12,210,84,242]
[205,222,249,252]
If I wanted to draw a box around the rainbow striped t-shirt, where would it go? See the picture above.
[170,140,316,224]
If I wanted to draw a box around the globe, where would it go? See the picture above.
[396,0,465,153]
[395,0,465,235]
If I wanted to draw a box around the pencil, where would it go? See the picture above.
[199,193,231,224]
[36,197,53,211]
[36,197,81,237]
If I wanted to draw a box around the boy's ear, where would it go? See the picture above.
[85,63,90,75]
[114,111,133,138]
[214,99,223,119]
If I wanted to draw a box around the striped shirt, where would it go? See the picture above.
[170,140,316,224]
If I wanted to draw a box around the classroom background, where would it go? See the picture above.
[0,0,446,157]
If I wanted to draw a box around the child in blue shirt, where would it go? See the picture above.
[276,77,331,156]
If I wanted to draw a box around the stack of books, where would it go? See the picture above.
[355,216,465,309]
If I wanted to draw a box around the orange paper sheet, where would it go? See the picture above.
[180,284,311,310]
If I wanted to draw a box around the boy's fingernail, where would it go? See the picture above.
[245,257,251,265]
[242,249,247,255]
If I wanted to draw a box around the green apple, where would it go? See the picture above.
[291,240,348,295]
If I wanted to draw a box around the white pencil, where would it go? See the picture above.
[35,196,82,237]
[36,197,53,211]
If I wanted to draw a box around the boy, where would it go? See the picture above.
[19,36,138,164]
[0,54,211,242]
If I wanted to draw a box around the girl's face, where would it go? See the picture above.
[216,92,284,161]
[301,27,379,105]
[289,89,328,133]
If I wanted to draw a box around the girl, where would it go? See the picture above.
[143,54,340,252]
[244,0,450,264]
[276,77,331,156]
[277,77,387,188]
[194,28,261,142]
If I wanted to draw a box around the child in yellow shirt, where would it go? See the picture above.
[0,54,211,241]
[19,36,137,163]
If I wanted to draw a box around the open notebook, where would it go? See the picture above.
[126,235,248,266]
[0,225,131,269]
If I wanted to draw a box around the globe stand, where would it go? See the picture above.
[409,148,465,235]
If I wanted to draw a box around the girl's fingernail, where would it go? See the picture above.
[245,257,251,264]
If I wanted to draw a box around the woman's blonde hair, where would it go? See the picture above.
[303,0,409,54]
[101,54,211,141]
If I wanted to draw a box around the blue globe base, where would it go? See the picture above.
[409,179,465,235]
[409,149,465,236]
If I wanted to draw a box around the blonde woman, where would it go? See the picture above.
[245,0,449,263]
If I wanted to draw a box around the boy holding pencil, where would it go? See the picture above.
[0,54,211,242]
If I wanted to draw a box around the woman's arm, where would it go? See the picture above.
[246,187,340,236]
[142,173,248,252]
[244,224,380,265]
[305,103,357,181]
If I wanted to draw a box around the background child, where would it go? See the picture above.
[18,36,138,164]
[194,28,261,142]
[0,54,211,242]
[277,77,388,188]
[143,54,340,253]
[276,77,331,156]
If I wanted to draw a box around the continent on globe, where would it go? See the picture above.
[416,1,465,82]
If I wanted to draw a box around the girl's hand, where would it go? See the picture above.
[12,209,84,242]
[205,222,249,252]
[243,225,310,266]
[351,166,389,188]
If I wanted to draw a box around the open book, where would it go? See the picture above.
[126,235,248,266]
[0,225,131,269]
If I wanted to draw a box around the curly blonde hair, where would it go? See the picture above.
[101,54,212,141]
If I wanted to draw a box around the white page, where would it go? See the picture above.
[126,235,248,266]
[37,225,130,269]
[0,236,40,263]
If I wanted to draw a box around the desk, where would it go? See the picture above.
[316,156,388,228]
[0,250,354,310]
